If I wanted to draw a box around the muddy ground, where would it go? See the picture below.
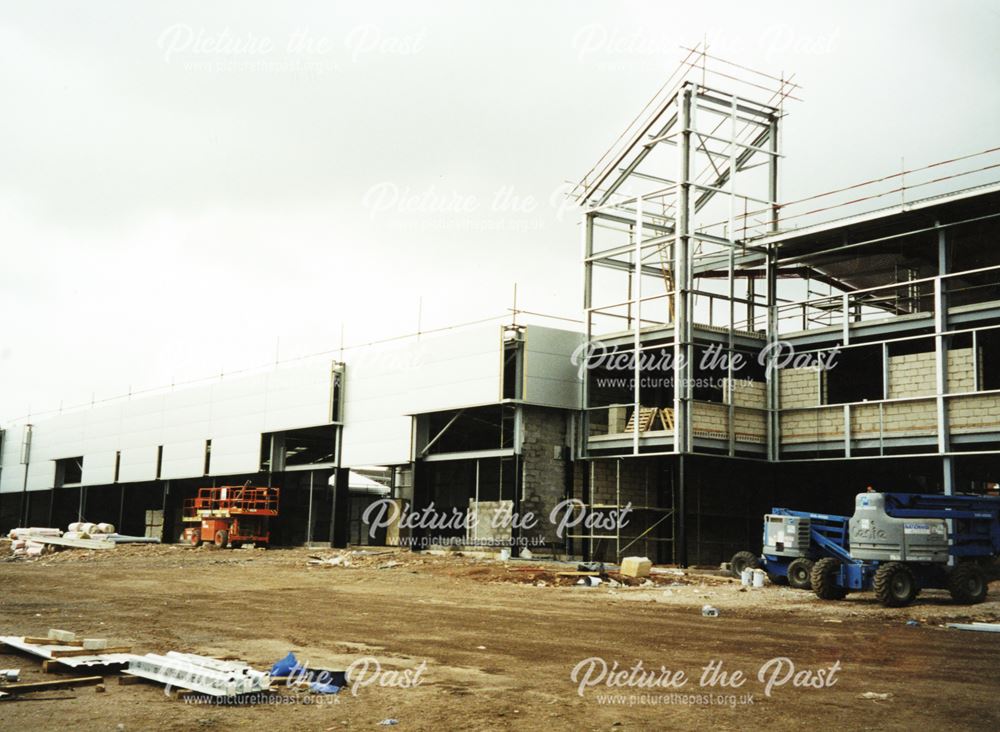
[1,543,999,731]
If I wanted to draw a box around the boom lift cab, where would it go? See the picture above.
[849,493,949,563]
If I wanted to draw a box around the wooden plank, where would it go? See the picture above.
[2,676,103,694]
[555,571,601,576]
[23,637,83,647]
[50,646,131,658]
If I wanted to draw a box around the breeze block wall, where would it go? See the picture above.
[518,405,570,550]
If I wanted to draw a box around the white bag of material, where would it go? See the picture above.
[78,522,97,535]
[95,523,115,535]
[68,522,82,533]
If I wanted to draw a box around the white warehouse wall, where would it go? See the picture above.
[340,324,504,467]
[0,359,337,492]
[0,323,584,491]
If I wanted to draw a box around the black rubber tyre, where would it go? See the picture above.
[874,562,918,607]
[811,558,847,600]
[787,558,815,590]
[948,563,988,605]
[730,551,761,578]
[214,529,229,549]
[181,530,201,547]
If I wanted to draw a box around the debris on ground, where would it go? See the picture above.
[126,652,271,697]
[859,692,893,701]
[946,622,1000,632]
[620,556,652,578]
[0,675,104,699]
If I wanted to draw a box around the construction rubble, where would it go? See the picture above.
[0,627,351,704]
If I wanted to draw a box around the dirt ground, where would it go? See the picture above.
[2,543,999,731]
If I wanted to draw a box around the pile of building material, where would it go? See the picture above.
[7,528,62,557]
[6,523,160,557]
[2,630,271,700]
[125,652,271,697]
[65,521,116,539]
[144,510,164,540]
[1,630,134,665]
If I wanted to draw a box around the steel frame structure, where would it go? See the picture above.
[577,46,788,463]
[572,46,1000,562]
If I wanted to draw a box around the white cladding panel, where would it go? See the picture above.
[209,433,261,476]
[118,445,159,483]
[119,396,165,449]
[160,439,206,480]
[0,464,24,494]
[523,326,584,409]
[25,460,56,493]
[340,346,415,467]
[340,324,502,467]
[405,325,502,414]
[263,362,333,432]
[81,450,117,486]
[0,426,25,493]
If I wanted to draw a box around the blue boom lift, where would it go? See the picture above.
[730,508,852,590]
[810,492,1000,607]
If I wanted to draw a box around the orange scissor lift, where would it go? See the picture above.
[181,484,280,548]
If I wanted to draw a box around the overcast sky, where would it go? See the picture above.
[2,1,998,423]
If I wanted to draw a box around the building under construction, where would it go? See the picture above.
[2,47,999,565]
[571,47,1000,566]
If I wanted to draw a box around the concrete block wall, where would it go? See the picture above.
[779,347,984,444]
[723,378,766,409]
[779,367,823,408]
[519,405,570,547]
[780,407,844,444]
[949,394,1000,434]
[778,367,837,443]
[888,347,976,398]
[690,402,766,443]
[888,351,935,398]
[946,348,977,393]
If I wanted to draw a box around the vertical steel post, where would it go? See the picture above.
[306,471,314,545]
[935,225,952,494]
[581,212,594,460]
[674,84,692,455]
[633,196,643,456]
